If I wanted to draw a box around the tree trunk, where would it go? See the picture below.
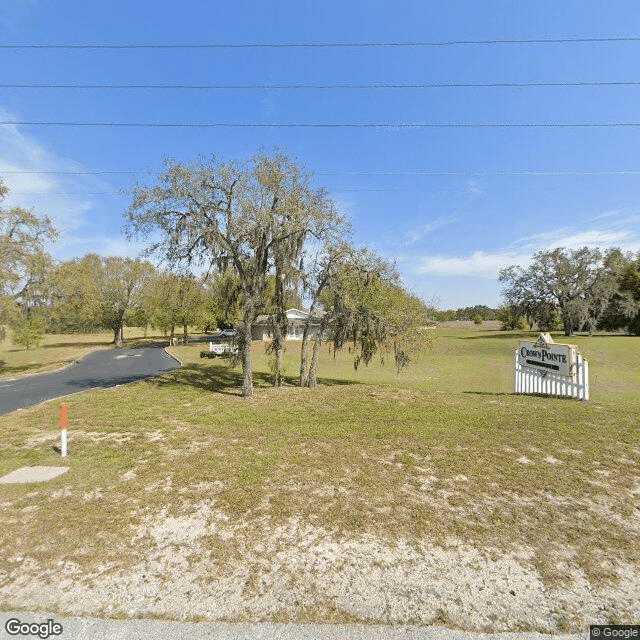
[270,266,287,387]
[558,301,573,336]
[299,317,311,387]
[308,338,321,388]
[269,325,285,387]
[241,299,254,397]
[563,312,574,336]
[183,323,188,342]
[275,344,284,386]
[300,275,329,386]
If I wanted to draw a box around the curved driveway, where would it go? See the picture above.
[0,343,181,415]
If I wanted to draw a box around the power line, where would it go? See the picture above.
[0,170,141,175]
[2,36,640,49]
[3,81,640,90]
[8,191,121,195]
[5,170,640,177]
[3,120,640,128]
[319,170,640,176]
[8,188,414,195]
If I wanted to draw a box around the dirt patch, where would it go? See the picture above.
[1,503,637,632]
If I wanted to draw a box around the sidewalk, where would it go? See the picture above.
[0,612,587,640]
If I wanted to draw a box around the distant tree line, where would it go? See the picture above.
[431,305,498,323]
[430,247,640,337]
[1,151,435,396]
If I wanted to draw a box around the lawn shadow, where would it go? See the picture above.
[464,390,586,402]
[0,362,44,376]
[152,361,358,396]
[458,332,538,341]
[580,333,639,339]
[41,340,112,349]
[463,391,514,396]
[459,331,636,341]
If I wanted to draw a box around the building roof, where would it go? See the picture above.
[253,308,326,325]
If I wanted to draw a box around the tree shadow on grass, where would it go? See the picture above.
[463,391,515,396]
[458,332,538,341]
[460,331,636,341]
[0,362,45,376]
[40,340,112,349]
[580,333,639,339]
[464,390,584,402]
[152,361,358,397]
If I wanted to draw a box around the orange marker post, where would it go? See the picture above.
[60,403,68,457]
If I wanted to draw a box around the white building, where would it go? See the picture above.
[251,308,327,341]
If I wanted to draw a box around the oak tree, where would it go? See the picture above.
[499,247,610,336]
[125,150,340,396]
[0,181,58,322]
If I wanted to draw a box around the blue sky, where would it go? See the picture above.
[1,0,640,309]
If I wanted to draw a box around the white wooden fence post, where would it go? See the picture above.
[515,348,588,400]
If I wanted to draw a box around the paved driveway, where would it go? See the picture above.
[0,343,180,415]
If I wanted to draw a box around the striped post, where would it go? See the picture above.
[60,403,68,456]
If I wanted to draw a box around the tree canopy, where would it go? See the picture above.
[500,247,613,336]
[48,254,155,342]
[0,181,58,322]
[125,150,343,396]
[499,246,640,336]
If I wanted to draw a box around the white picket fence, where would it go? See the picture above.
[514,350,589,400]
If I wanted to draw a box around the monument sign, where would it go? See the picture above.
[517,332,577,378]
[514,333,589,400]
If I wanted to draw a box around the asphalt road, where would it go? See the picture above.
[0,343,181,415]
[0,613,588,640]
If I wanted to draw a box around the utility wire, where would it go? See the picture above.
[9,188,414,195]
[3,81,640,90]
[319,170,640,176]
[5,170,640,176]
[0,170,141,175]
[2,36,640,49]
[3,120,640,128]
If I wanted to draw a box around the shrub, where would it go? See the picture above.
[11,316,45,350]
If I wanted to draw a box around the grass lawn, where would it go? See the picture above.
[0,325,638,628]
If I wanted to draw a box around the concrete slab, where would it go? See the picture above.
[0,466,70,484]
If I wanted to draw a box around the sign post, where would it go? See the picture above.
[515,333,589,400]
[60,404,68,457]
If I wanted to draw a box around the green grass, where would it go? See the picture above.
[0,326,638,602]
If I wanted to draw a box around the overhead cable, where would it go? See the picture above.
[3,81,640,90]
[2,36,640,49]
[3,120,640,128]
[4,170,640,177]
